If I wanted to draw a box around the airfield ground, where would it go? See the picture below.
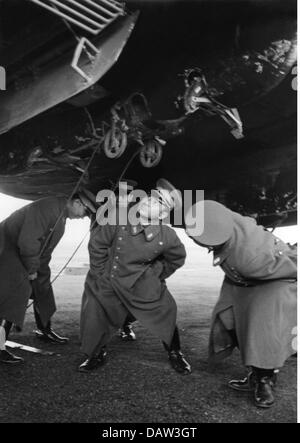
[0,233,297,423]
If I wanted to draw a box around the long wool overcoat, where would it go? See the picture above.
[208,211,297,369]
[80,221,186,356]
[0,197,67,327]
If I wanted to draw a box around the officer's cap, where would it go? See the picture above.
[185,200,234,246]
[153,178,182,211]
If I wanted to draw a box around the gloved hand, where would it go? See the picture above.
[28,272,38,281]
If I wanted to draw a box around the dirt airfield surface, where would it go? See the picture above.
[0,234,297,423]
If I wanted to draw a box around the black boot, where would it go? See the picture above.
[0,319,24,364]
[35,328,69,344]
[168,350,192,374]
[228,370,256,392]
[34,307,69,344]
[119,314,136,341]
[0,349,24,364]
[253,368,276,408]
[119,323,136,341]
[163,327,191,375]
[78,347,107,373]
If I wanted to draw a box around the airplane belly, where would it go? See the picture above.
[0,0,297,227]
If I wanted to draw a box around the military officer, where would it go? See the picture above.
[0,189,96,364]
[185,200,297,408]
[95,179,138,341]
[79,179,192,374]
[111,179,138,341]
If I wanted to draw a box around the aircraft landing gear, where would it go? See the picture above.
[139,138,164,168]
[103,103,128,159]
[103,127,127,159]
[102,93,166,168]
[178,68,244,139]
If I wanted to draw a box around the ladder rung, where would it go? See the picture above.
[29,0,124,35]
[64,0,116,22]
[81,0,120,18]
[98,0,124,14]
[49,0,107,27]
[30,0,103,34]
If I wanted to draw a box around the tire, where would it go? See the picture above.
[140,139,163,168]
[103,128,127,159]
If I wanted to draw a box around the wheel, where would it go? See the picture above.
[103,128,127,159]
[140,139,163,168]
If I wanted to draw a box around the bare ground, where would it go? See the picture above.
[0,270,297,423]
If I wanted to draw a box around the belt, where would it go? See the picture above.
[225,275,297,288]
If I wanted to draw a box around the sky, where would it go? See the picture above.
[0,192,298,246]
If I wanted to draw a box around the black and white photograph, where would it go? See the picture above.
[0,0,297,426]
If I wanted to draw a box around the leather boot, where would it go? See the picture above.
[254,376,275,408]
[78,348,107,373]
[35,328,69,344]
[228,370,256,392]
[253,369,276,409]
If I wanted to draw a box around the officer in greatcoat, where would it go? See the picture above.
[0,190,96,364]
[185,200,297,408]
[79,179,191,374]
[111,179,139,341]
[92,179,139,341]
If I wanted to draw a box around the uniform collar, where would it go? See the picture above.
[144,225,161,242]
[130,224,161,241]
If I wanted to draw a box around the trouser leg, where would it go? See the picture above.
[79,290,127,372]
[162,326,191,374]
[0,319,13,350]
[4,320,12,338]
[162,326,181,352]
[0,322,6,350]
[123,313,136,327]
[34,304,68,343]
[227,329,239,348]
[80,291,128,357]
[252,367,276,379]
[0,318,12,337]
[34,304,51,332]
[0,319,12,337]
